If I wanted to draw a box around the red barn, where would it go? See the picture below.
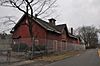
[10,14,80,52]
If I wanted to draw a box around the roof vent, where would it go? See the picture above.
[48,18,56,26]
[71,27,73,35]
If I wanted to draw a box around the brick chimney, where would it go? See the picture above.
[48,18,56,26]
[71,27,73,35]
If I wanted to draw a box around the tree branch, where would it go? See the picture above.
[26,0,33,17]
[37,0,46,15]
[38,0,57,16]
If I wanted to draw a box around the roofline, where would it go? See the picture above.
[13,14,26,29]
[36,19,61,34]
[68,33,78,39]
[56,24,67,33]
[32,17,61,34]
[11,14,61,34]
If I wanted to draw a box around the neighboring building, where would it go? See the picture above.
[10,14,80,51]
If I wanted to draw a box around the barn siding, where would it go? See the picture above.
[11,15,81,52]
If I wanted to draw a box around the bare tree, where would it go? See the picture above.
[0,16,16,32]
[0,0,57,56]
[0,0,57,35]
[75,26,98,48]
[0,0,57,17]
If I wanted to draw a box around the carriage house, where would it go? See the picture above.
[10,14,80,52]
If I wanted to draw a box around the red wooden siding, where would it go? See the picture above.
[11,15,80,50]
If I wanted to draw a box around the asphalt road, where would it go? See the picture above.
[45,49,100,66]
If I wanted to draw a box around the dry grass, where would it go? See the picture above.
[36,51,82,62]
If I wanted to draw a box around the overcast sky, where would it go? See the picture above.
[0,0,100,32]
[57,0,100,28]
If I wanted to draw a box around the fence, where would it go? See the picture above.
[0,39,12,63]
[0,38,85,53]
[0,38,85,62]
[0,39,12,51]
[46,40,85,53]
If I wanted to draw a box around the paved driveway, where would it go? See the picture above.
[45,49,100,66]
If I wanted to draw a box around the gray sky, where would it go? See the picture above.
[0,0,100,33]
[57,0,100,28]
